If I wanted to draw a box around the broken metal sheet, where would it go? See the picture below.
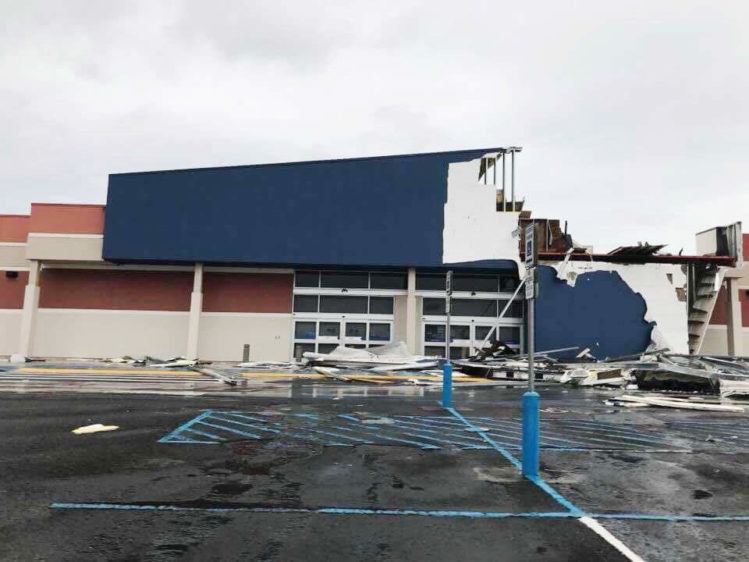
[606,244,666,257]
[609,394,745,413]
[193,367,237,386]
[560,368,627,387]
[236,361,299,370]
[720,379,749,400]
[147,357,200,369]
[103,356,146,366]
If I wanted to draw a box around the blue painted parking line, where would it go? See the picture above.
[445,407,522,470]
[182,427,224,443]
[159,409,740,453]
[158,410,215,444]
[336,415,441,449]
[49,502,749,523]
[388,418,489,449]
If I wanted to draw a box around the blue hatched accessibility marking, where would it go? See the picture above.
[665,419,749,449]
[159,410,682,451]
[471,417,678,451]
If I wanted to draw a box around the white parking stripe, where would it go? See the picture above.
[579,516,645,562]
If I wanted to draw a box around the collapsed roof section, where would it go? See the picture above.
[519,211,738,268]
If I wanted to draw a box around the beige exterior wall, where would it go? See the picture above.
[25,234,104,262]
[393,295,408,344]
[414,296,424,351]
[197,313,293,362]
[33,309,188,358]
[0,243,28,269]
[0,310,22,355]
[702,325,749,356]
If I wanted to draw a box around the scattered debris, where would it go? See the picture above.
[719,379,749,400]
[304,342,439,371]
[607,394,745,412]
[70,342,749,403]
[360,417,395,425]
[104,356,146,365]
[72,423,119,434]
[236,360,300,369]
[148,356,201,369]
[578,369,626,387]
[193,367,237,386]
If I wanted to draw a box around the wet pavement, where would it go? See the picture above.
[0,383,748,560]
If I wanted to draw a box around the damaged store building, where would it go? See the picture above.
[0,148,745,362]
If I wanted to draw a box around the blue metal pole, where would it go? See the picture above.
[441,361,453,408]
[522,390,540,478]
[522,277,540,479]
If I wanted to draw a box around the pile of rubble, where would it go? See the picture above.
[451,340,749,411]
[300,342,497,387]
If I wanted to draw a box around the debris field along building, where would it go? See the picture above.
[0,148,745,362]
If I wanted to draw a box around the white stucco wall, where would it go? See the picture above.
[442,153,521,267]
[197,313,292,362]
[33,309,189,358]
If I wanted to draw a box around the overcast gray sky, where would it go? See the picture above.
[1,0,746,252]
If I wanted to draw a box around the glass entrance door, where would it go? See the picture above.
[423,322,524,358]
[292,319,394,359]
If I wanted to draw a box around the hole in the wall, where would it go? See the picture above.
[5,271,19,279]
[666,273,673,284]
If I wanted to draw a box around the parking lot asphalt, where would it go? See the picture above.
[1,385,748,561]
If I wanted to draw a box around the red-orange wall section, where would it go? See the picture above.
[710,286,749,327]
[39,269,193,311]
[29,203,105,234]
[0,271,28,308]
[37,270,293,313]
[0,215,30,242]
[202,273,292,313]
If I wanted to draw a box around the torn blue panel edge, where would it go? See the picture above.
[535,265,653,360]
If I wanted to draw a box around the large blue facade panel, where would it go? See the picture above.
[103,149,515,271]
[535,266,653,359]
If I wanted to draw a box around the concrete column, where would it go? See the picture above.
[406,268,417,354]
[725,277,742,357]
[17,260,40,357]
[186,263,204,360]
